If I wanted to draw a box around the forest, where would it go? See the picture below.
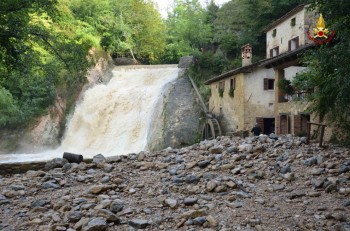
[1,0,350,141]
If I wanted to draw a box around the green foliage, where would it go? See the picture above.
[163,0,213,63]
[229,88,234,97]
[0,0,94,129]
[278,78,295,95]
[69,0,166,63]
[0,87,21,127]
[292,0,350,142]
[219,89,224,98]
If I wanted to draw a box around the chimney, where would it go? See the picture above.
[241,44,252,67]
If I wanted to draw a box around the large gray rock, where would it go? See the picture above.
[82,217,108,231]
[147,68,202,151]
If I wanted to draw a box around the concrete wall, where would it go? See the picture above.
[266,7,314,57]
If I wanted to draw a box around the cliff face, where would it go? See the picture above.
[147,57,202,151]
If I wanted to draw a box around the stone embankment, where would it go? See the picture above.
[1,135,349,230]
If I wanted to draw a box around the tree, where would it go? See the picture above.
[0,0,94,128]
[293,0,350,142]
[163,0,213,63]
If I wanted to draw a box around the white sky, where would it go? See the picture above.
[154,0,231,18]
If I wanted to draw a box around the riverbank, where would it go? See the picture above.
[1,135,349,230]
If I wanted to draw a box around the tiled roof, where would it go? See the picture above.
[204,44,313,85]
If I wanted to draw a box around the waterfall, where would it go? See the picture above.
[0,65,179,163]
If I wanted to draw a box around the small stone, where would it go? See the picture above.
[280,166,291,174]
[185,174,199,184]
[128,219,149,229]
[205,215,218,227]
[308,191,321,197]
[30,199,50,208]
[100,176,110,183]
[304,157,317,166]
[193,217,206,225]
[42,182,60,189]
[273,184,285,191]
[110,199,124,213]
[198,160,210,168]
[181,209,208,219]
[165,198,178,208]
[210,146,223,154]
[96,209,120,223]
[339,165,350,174]
[221,164,235,170]
[207,181,217,192]
[184,197,198,206]
[283,172,295,181]
[93,154,106,164]
[82,217,108,231]
[88,185,112,194]
[67,211,83,222]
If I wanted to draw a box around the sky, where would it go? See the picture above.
[154,0,231,18]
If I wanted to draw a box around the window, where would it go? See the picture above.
[218,81,225,97]
[288,36,299,51]
[230,78,235,90]
[264,78,275,90]
[270,46,279,57]
[272,29,277,37]
[291,17,296,26]
[229,78,235,97]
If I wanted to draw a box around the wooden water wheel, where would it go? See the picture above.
[202,118,221,140]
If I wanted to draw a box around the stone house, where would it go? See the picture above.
[261,4,315,136]
[205,4,321,136]
[204,44,275,135]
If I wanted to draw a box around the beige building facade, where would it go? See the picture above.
[205,47,275,134]
[205,4,329,137]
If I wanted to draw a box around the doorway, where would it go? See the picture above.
[256,117,275,135]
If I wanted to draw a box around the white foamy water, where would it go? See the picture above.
[0,65,179,163]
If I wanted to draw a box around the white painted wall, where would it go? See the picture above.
[266,7,314,57]
[245,67,275,111]
[284,66,307,81]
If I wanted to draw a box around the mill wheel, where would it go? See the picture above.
[202,118,221,140]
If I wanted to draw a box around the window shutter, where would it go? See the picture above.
[263,78,268,90]
[288,40,291,51]
[256,117,264,134]
[295,36,299,48]
[294,115,301,135]
[276,46,279,55]
[270,49,273,57]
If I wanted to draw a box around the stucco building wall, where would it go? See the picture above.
[208,67,275,133]
[266,6,314,57]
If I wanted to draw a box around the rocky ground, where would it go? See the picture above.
[0,135,350,231]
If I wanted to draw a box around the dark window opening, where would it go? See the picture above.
[264,78,275,90]
[229,78,235,97]
[291,17,296,26]
[288,36,299,51]
[272,29,277,37]
[270,46,279,57]
[294,114,310,136]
